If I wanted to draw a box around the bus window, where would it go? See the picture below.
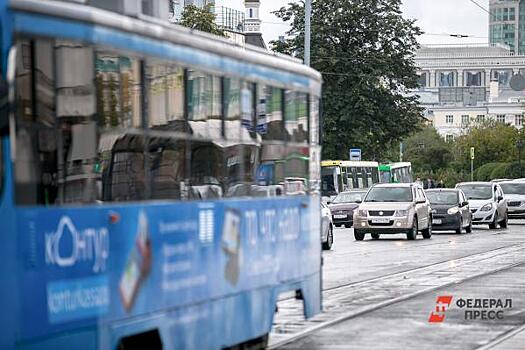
[366,167,373,187]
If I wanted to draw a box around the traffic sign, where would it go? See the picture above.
[470,147,475,160]
[349,148,362,161]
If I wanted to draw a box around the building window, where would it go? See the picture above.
[439,72,455,87]
[249,8,253,18]
[445,134,454,143]
[417,72,427,88]
[466,71,482,87]
[476,115,485,123]
[515,114,523,126]
[461,115,470,126]
[446,115,454,124]
[497,114,506,123]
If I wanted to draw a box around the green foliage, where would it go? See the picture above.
[489,163,511,180]
[434,168,470,188]
[401,127,453,174]
[475,162,504,181]
[180,4,225,37]
[270,0,424,160]
[454,121,520,172]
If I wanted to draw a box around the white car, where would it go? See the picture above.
[499,181,525,219]
[456,182,508,229]
[321,202,334,250]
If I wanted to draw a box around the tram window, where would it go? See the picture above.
[283,145,309,195]
[96,50,144,202]
[95,51,142,128]
[146,61,184,127]
[257,85,284,140]
[15,38,59,205]
[310,96,319,145]
[285,91,308,143]
[224,77,243,140]
[187,70,221,139]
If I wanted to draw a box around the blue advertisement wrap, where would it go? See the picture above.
[15,197,321,349]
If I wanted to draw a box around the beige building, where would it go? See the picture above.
[413,44,525,141]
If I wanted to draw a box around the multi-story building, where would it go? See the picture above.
[170,0,215,22]
[489,0,525,54]
[413,44,525,141]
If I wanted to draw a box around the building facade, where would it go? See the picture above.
[489,0,525,54]
[414,44,525,141]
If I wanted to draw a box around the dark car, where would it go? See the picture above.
[328,190,367,228]
[426,189,472,234]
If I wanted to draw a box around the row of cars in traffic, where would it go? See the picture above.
[321,179,525,247]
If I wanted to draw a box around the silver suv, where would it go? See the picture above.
[353,183,432,241]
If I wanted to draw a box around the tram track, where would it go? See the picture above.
[269,242,525,349]
[279,235,519,303]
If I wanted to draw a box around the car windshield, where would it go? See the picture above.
[364,187,412,202]
[500,183,525,195]
[457,185,492,200]
[333,192,366,203]
[426,191,458,205]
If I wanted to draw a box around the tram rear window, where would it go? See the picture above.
[12,37,319,205]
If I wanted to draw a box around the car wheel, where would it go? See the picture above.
[335,224,341,228]
[488,214,497,230]
[466,221,473,233]
[354,229,365,241]
[371,233,380,240]
[499,213,508,229]
[422,219,432,239]
[322,225,334,250]
[455,218,463,235]
[407,217,418,240]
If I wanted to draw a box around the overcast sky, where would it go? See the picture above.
[216,0,491,46]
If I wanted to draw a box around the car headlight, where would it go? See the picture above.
[480,203,493,212]
[357,209,368,217]
[447,206,460,215]
[394,210,409,217]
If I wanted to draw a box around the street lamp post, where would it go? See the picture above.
[304,0,311,66]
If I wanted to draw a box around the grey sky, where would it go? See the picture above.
[216,0,491,46]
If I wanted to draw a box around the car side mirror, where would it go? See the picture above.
[326,201,331,205]
[498,196,504,202]
[461,201,469,207]
[417,199,426,204]
[355,199,362,204]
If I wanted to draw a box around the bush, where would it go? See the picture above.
[475,163,505,181]
[490,163,511,180]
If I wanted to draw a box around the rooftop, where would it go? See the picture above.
[416,44,515,59]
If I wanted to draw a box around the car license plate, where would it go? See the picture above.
[371,218,390,224]
[433,219,442,225]
[334,214,347,219]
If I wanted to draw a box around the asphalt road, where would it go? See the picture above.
[270,221,525,349]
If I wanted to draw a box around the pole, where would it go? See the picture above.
[399,142,403,162]
[304,0,311,66]
[471,158,474,182]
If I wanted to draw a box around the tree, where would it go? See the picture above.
[400,127,453,174]
[270,0,423,160]
[454,121,520,172]
[180,4,225,37]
